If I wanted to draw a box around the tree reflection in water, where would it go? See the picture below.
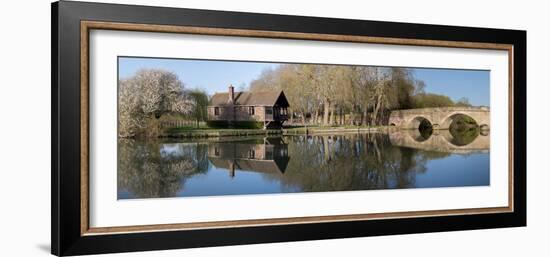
[261,134,450,193]
[449,126,481,146]
[117,131,487,199]
[117,139,209,199]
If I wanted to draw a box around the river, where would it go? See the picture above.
[117,130,489,199]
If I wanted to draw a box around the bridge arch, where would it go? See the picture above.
[439,113,478,130]
[408,116,433,130]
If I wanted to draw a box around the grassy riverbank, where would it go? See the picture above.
[161,125,395,138]
[161,128,282,138]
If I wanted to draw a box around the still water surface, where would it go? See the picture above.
[118,131,489,199]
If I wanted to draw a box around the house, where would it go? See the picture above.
[207,85,290,129]
[207,137,290,178]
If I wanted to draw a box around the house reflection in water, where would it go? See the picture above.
[207,137,290,177]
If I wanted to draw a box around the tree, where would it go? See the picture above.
[250,68,280,92]
[414,80,426,95]
[455,97,472,107]
[248,63,470,127]
[413,93,455,108]
[349,66,375,125]
[251,64,318,125]
[187,89,209,128]
[370,67,392,125]
[118,69,194,138]
[237,82,248,92]
[389,67,415,110]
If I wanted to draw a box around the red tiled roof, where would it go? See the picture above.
[209,90,288,107]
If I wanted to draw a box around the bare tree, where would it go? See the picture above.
[118,69,194,138]
[455,97,472,107]
[249,63,452,127]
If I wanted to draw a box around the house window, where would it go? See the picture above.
[248,149,255,159]
[248,106,255,115]
[214,147,220,156]
[214,107,219,116]
[265,107,273,115]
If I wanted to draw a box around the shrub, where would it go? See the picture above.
[206,121,264,129]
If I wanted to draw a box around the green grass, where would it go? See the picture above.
[162,123,392,138]
[284,125,386,130]
[161,128,282,138]
[281,125,391,135]
[165,126,216,133]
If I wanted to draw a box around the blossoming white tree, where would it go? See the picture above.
[118,69,194,137]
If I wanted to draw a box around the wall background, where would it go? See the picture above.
[0,0,546,256]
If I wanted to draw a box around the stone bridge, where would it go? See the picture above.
[388,107,490,130]
[389,130,490,154]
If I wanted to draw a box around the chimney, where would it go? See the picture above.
[228,85,235,104]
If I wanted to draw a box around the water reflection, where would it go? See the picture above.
[117,139,209,199]
[208,137,290,177]
[448,127,480,146]
[118,132,490,199]
[389,128,489,154]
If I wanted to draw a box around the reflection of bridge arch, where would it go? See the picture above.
[409,116,432,131]
[389,130,490,154]
[389,107,490,130]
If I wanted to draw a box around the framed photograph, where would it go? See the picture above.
[52,1,526,255]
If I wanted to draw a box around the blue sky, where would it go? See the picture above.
[119,57,490,106]
[119,57,278,94]
[413,68,489,106]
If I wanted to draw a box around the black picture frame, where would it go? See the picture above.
[51,1,526,256]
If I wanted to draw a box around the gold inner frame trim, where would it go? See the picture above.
[80,20,515,236]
